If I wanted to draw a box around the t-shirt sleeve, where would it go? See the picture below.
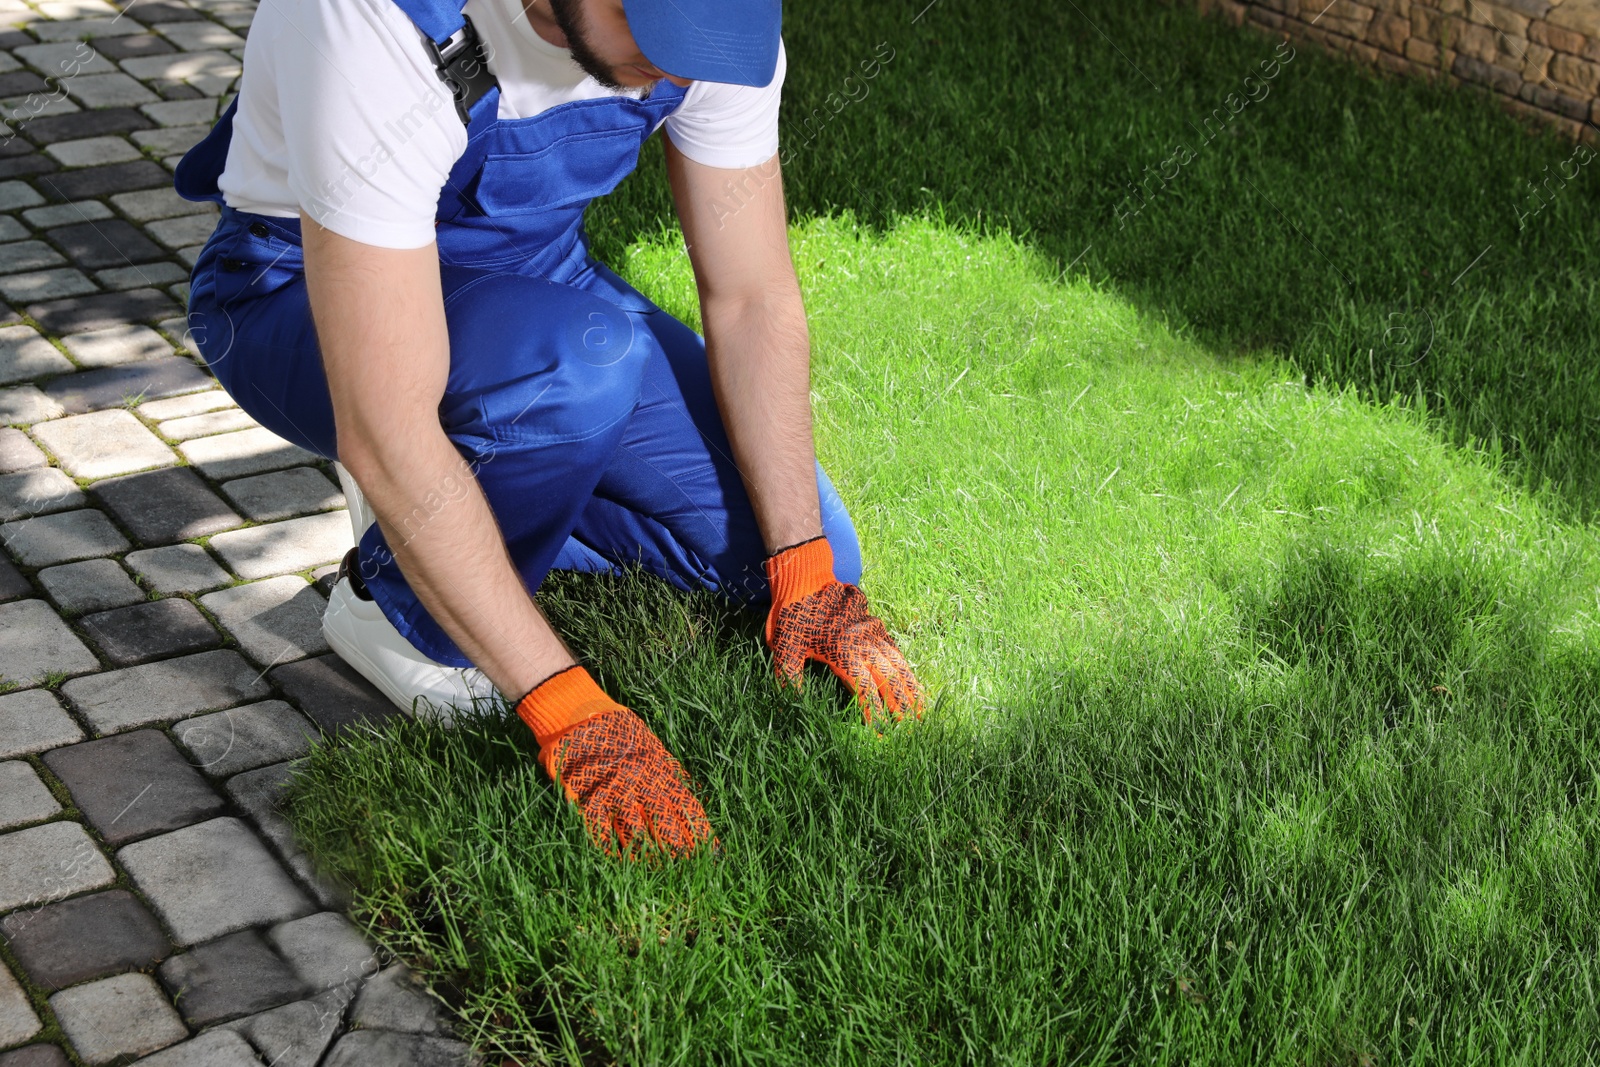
[662,37,785,170]
[278,0,466,249]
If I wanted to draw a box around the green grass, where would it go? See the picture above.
[286,216,1600,1064]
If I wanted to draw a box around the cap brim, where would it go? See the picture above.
[622,0,781,87]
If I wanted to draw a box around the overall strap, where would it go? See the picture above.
[391,0,499,125]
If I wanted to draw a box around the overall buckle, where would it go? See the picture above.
[420,15,498,126]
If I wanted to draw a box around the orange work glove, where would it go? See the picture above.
[764,535,927,724]
[515,665,714,858]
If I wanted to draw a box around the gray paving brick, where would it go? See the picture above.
[124,0,206,24]
[125,543,229,594]
[44,135,141,167]
[26,286,179,335]
[158,406,255,441]
[60,323,171,367]
[0,961,41,1049]
[0,218,24,244]
[0,761,58,831]
[0,325,72,384]
[139,98,219,127]
[0,467,86,521]
[0,241,67,274]
[118,816,315,945]
[350,962,451,1035]
[64,71,159,107]
[220,986,352,1067]
[48,972,186,1066]
[172,700,314,777]
[81,597,221,665]
[20,106,152,142]
[0,508,130,565]
[36,160,170,202]
[133,1030,264,1067]
[144,212,217,250]
[137,389,232,421]
[0,556,29,602]
[0,689,83,757]
[0,181,43,211]
[43,357,211,414]
[225,761,344,909]
[0,1042,69,1066]
[110,185,211,222]
[177,427,318,481]
[0,96,79,127]
[221,468,342,523]
[91,466,239,544]
[268,654,395,738]
[37,557,144,613]
[208,512,350,580]
[37,0,119,18]
[120,49,238,85]
[0,889,170,990]
[127,123,207,156]
[159,929,309,1027]
[0,429,46,472]
[154,21,246,51]
[0,821,114,912]
[21,201,112,228]
[44,728,224,844]
[0,598,99,683]
[323,1032,478,1067]
[13,41,120,76]
[32,409,177,479]
[96,260,188,290]
[2,268,100,307]
[266,911,379,993]
[0,386,63,425]
[47,218,166,270]
[62,648,271,734]
[201,577,328,665]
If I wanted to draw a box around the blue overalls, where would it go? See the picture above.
[172,0,860,667]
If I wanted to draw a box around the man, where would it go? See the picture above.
[174,0,926,857]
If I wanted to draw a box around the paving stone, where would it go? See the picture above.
[220,468,341,523]
[80,597,220,665]
[0,268,96,302]
[18,107,152,143]
[0,155,59,181]
[44,728,224,845]
[177,427,323,482]
[0,1045,70,1067]
[128,123,206,156]
[32,410,176,479]
[20,201,112,228]
[309,563,338,597]
[0,241,66,274]
[154,21,246,51]
[26,287,179,335]
[0,428,44,472]
[124,543,228,594]
[158,408,255,443]
[110,185,210,221]
[0,961,40,1048]
[48,972,186,1065]
[168,280,190,304]
[60,322,170,367]
[153,314,200,356]
[144,212,216,250]
[269,655,394,737]
[91,466,238,544]
[323,1032,478,1067]
[220,986,351,1067]
[224,761,345,910]
[121,49,238,83]
[0,218,25,243]
[43,135,140,168]
[158,929,309,1027]
[13,41,120,76]
[0,821,114,912]
[0,387,63,426]
[0,689,82,757]
[126,0,206,23]
[132,1030,264,1067]
[47,218,166,270]
[37,557,143,613]
[139,97,218,127]
[43,357,211,414]
[0,889,169,990]
[62,70,159,108]
[0,181,42,211]
[0,556,27,602]
[93,33,178,60]
[119,816,314,945]
[349,963,450,1035]
[201,577,327,665]
[0,598,99,683]
[1,509,128,566]
[96,260,188,290]
[0,468,85,521]
[208,512,349,580]
[35,159,170,202]
[0,72,47,97]
[266,911,380,993]
[0,761,58,830]
[0,326,71,385]
[172,700,314,777]
[62,648,271,733]
[37,0,118,18]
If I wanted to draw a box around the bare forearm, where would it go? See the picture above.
[704,291,823,554]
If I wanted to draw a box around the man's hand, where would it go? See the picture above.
[517,665,715,857]
[764,536,926,725]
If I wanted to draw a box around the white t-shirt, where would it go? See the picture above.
[217,0,785,249]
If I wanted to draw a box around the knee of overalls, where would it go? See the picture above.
[437,271,648,461]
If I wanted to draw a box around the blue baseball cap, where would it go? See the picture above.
[621,0,782,87]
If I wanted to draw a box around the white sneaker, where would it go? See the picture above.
[326,459,501,725]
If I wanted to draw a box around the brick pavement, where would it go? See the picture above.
[0,0,481,1062]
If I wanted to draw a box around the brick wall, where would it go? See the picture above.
[1196,0,1600,142]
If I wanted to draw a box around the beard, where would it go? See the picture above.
[546,0,651,95]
